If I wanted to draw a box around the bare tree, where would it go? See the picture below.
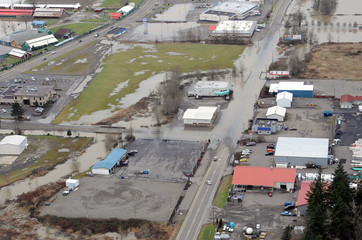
[288,51,305,77]
[18,15,33,29]
[10,23,16,32]
[104,133,117,152]
[70,161,80,173]
[239,62,245,79]
[2,22,7,34]
[291,10,306,26]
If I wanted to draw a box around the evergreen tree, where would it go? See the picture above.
[328,163,354,239]
[11,103,24,120]
[281,225,292,240]
[304,169,328,240]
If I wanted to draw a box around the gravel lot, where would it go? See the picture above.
[41,176,185,222]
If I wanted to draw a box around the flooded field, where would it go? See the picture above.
[287,0,362,43]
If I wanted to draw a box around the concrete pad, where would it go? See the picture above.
[0,156,18,165]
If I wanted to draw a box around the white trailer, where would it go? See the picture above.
[66,179,79,189]
[188,81,230,97]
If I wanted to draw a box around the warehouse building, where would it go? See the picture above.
[251,118,282,134]
[200,1,258,22]
[54,28,74,39]
[9,48,31,59]
[209,20,257,37]
[106,27,127,38]
[0,135,28,155]
[232,166,296,193]
[0,9,33,18]
[269,82,313,98]
[0,29,47,49]
[183,106,219,126]
[275,137,329,167]
[276,91,293,108]
[33,8,64,18]
[116,5,134,16]
[266,106,286,121]
[22,34,58,50]
[92,148,127,175]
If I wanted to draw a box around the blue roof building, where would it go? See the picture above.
[92,148,127,175]
[32,20,47,28]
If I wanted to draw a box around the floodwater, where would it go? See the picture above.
[0,132,107,203]
[287,0,362,43]
[154,3,193,21]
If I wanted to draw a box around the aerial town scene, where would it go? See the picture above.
[0,0,361,239]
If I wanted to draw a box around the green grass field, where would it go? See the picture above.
[0,136,92,188]
[101,0,143,7]
[53,43,244,124]
[197,224,215,240]
[213,175,233,208]
[50,23,101,35]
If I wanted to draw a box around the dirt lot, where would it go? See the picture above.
[301,43,362,80]
[40,177,185,222]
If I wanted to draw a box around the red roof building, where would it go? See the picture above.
[110,13,121,19]
[340,94,362,109]
[232,166,296,192]
[296,181,311,207]
[209,25,217,31]
[0,9,33,17]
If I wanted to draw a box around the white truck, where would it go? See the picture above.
[188,81,231,98]
[63,179,79,195]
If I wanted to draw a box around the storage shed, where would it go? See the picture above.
[232,166,296,192]
[0,135,27,155]
[183,106,219,126]
[274,137,329,167]
[266,106,286,121]
[92,148,127,175]
[269,82,313,98]
[276,91,293,108]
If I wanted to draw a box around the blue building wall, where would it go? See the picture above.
[278,90,313,98]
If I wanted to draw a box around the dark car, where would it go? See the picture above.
[265,152,274,156]
[42,58,47,61]
[267,144,275,149]
[246,142,256,146]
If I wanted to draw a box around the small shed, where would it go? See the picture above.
[32,20,47,28]
[276,91,293,108]
[0,135,27,155]
[183,106,219,126]
[92,148,127,175]
[266,106,286,122]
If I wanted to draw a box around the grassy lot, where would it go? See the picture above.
[0,135,93,188]
[197,224,215,240]
[213,175,233,208]
[50,23,101,35]
[2,56,22,65]
[101,0,143,7]
[53,43,244,123]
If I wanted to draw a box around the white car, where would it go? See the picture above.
[2,109,6,113]
[35,107,44,113]
[206,180,212,185]
[51,51,56,54]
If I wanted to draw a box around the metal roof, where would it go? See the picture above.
[232,166,296,187]
[14,85,54,98]
[9,48,27,58]
[183,106,218,120]
[92,148,127,170]
[194,81,229,90]
[25,34,58,48]
[276,91,293,101]
[212,20,257,34]
[269,82,306,93]
[0,135,27,146]
[0,29,48,45]
[210,2,257,15]
[266,106,286,117]
[275,137,329,159]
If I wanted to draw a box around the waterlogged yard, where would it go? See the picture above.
[53,43,244,124]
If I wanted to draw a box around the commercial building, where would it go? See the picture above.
[269,82,314,98]
[9,48,31,59]
[251,118,282,134]
[200,1,258,22]
[232,166,296,192]
[23,34,58,50]
[209,20,257,37]
[266,106,286,121]
[274,137,329,167]
[106,27,127,38]
[0,85,54,106]
[92,148,127,175]
[0,135,27,155]
[340,94,362,109]
[276,91,293,108]
[183,106,219,126]
[54,28,74,39]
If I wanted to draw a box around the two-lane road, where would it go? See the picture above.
[177,146,229,240]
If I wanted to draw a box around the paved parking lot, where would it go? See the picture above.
[120,139,205,182]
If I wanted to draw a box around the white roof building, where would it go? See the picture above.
[210,20,257,37]
[117,5,134,14]
[275,137,329,167]
[269,82,313,97]
[266,106,286,121]
[183,106,219,126]
[9,48,28,58]
[0,135,28,155]
[269,82,304,93]
[276,91,293,108]
[25,34,58,49]
[46,3,81,10]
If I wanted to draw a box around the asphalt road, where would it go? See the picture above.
[176,145,230,240]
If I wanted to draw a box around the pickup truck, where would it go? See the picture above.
[63,187,73,196]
